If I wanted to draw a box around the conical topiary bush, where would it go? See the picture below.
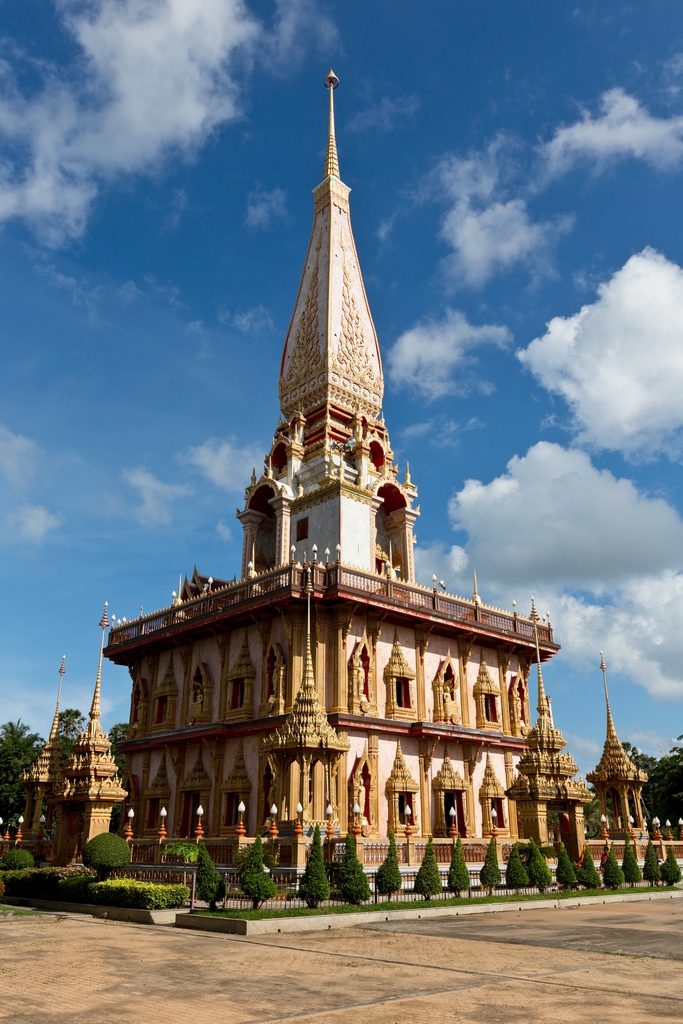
[643,838,661,886]
[241,835,277,909]
[414,836,442,900]
[621,835,642,887]
[661,845,682,885]
[576,849,600,889]
[555,843,577,889]
[526,837,552,892]
[339,834,371,905]
[298,825,330,908]
[196,842,226,910]
[505,842,529,893]
[376,830,402,900]
[447,835,471,896]
[479,836,501,893]
[603,844,625,889]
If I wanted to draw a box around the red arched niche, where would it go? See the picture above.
[271,442,287,473]
[369,441,384,470]
[248,484,277,516]
[376,483,406,515]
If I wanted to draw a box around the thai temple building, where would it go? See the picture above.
[98,73,577,863]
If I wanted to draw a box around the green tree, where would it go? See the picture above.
[57,709,86,757]
[526,837,553,891]
[447,835,471,896]
[555,843,577,889]
[643,838,661,886]
[603,845,625,889]
[195,843,226,910]
[376,830,402,900]
[165,841,200,864]
[82,832,131,880]
[1,849,34,870]
[339,834,371,905]
[0,720,44,821]
[107,723,129,777]
[241,835,277,909]
[505,842,529,892]
[298,825,330,908]
[576,849,601,889]
[661,845,682,885]
[414,837,442,900]
[479,836,501,893]
[621,835,642,887]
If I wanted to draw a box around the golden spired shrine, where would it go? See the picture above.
[21,73,597,869]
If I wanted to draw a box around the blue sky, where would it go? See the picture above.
[2,0,683,771]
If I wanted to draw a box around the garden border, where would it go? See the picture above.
[175,888,683,935]
[0,896,188,925]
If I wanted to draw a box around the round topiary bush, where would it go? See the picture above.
[82,832,131,880]
[1,849,34,870]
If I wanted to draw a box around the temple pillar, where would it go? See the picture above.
[270,492,293,568]
[458,639,473,728]
[504,751,518,838]
[332,606,353,713]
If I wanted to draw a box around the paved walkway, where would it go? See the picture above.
[1,901,681,1023]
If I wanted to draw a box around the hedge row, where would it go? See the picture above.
[0,867,188,910]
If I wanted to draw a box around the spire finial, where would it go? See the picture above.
[472,570,482,606]
[534,622,550,717]
[600,650,618,741]
[86,603,108,736]
[302,585,316,690]
[323,69,340,180]
[49,656,66,741]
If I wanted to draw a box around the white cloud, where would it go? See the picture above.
[180,437,262,491]
[518,248,683,458]
[216,519,232,541]
[431,140,572,287]
[0,424,40,492]
[122,466,191,525]
[541,88,683,179]
[415,441,683,699]
[0,0,280,243]
[3,503,61,543]
[224,304,274,333]
[245,186,287,229]
[347,95,420,134]
[388,308,511,400]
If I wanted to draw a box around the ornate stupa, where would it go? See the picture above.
[587,653,647,834]
[506,627,591,859]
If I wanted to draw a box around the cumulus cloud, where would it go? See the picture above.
[518,248,683,458]
[3,504,61,543]
[245,186,287,229]
[0,0,331,244]
[540,88,683,179]
[347,95,420,134]
[388,308,511,400]
[430,139,572,287]
[415,441,683,699]
[180,437,262,491]
[122,466,191,525]
[0,424,40,492]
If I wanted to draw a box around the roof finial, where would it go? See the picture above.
[472,570,482,606]
[86,603,109,737]
[600,650,618,741]
[534,622,550,717]
[303,580,316,691]
[323,69,340,180]
[48,656,66,742]
[529,595,540,621]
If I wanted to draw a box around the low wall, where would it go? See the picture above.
[0,896,186,925]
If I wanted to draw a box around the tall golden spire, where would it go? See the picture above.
[534,622,551,717]
[48,655,66,742]
[85,602,109,739]
[323,69,340,180]
[600,651,619,743]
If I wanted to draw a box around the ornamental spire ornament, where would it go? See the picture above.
[49,655,66,742]
[85,603,109,739]
[323,69,340,179]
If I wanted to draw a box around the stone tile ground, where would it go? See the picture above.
[1,902,680,1023]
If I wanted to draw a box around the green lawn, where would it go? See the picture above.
[192,886,678,921]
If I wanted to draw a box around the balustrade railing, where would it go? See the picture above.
[108,562,553,648]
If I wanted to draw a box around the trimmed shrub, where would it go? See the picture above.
[2,866,95,900]
[57,874,97,903]
[89,879,189,909]
[376,830,402,900]
[414,837,442,900]
[479,837,501,893]
[241,835,277,909]
[447,836,471,896]
[603,845,625,889]
[576,851,601,889]
[196,843,226,911]
[505,843,529,892]
[339,834,371,905]
[661,846,682,885]
[526,838,552,892]
[643,839,661,886]
[298,826,330,908]
[83,832,131,880]
[555,843,577,889]
[621,835,642,887]
[1,849,34,870]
